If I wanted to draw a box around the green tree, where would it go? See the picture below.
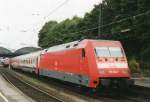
[38,0,150,69]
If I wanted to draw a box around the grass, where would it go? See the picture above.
[142,69,150,77]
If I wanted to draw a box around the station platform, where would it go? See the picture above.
[0,93,6,102]
[0,74,35,102]
[132,77,150,88]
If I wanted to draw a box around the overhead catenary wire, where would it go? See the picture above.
[60,10,150,36]
[44,0,69,20]
[22,0,69,32]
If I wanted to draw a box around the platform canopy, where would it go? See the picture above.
[14,47,42,56]
[0,47,13,57]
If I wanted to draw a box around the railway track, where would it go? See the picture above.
[27,72,149,102]
[1,68,150,102]
[0,69,65,102]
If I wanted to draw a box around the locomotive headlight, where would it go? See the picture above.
[99,70,106,74]
[108,70,119,74]
[122,70,129,74]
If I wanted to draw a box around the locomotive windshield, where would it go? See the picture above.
[95,47,110,57]
[95,47,124,57]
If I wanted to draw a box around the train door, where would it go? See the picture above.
[80,48,88,75]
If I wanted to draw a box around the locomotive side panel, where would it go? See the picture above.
[39,48,90,86]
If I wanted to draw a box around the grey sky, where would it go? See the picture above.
[0,0,101,50]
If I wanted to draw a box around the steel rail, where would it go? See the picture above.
[0,70,65,102]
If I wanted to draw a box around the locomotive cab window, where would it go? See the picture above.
[95,47,124,57]
[109,47,124,57]
[95,47,110,57]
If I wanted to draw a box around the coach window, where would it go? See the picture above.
[33,59,35,63]
[31,59,33,64]
[32,59,34,64]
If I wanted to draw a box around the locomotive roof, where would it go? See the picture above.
[44,39,120,53]
[12,50,42,59]
[45,40,80,53]
[12,39,120,58]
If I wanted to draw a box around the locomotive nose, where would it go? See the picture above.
[94,46,131,78]
[96,57,130,77]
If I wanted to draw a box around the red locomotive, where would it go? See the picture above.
[10,39,134,88]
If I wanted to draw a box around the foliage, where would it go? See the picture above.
[38,0,150,70]
[142,70,150,77]
[128,57,140,73]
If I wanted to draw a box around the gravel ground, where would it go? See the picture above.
[3,68,150,102]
